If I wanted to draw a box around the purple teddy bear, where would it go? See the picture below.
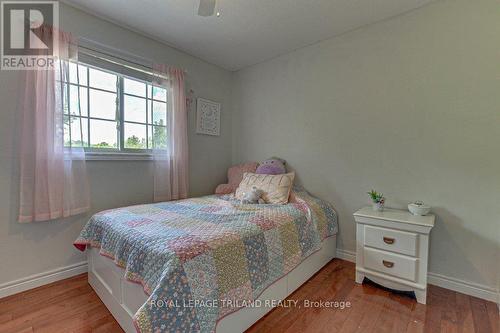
[256,157,286,175]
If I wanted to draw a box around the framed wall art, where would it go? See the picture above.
[196,98,221,136]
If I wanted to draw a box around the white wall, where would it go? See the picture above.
[232,0,499,292]
[0,3,233,286]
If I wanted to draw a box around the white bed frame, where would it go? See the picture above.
[88,236,337,333]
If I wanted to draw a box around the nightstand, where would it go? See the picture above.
[353,207,435,304]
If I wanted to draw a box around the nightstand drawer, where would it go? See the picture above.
[364,225,417,256]
[363,247,417,282]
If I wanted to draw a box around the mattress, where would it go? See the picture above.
[74,187,338,333]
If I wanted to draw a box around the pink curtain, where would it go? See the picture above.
[18,28,90,222]
[152,65,189,202]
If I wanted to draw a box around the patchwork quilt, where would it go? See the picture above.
[74,187,338,333]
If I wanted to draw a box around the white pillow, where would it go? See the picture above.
[235,172,295,204]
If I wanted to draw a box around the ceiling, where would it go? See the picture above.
[63,0,434,71]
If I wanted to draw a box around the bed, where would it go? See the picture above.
[74,187,338,333]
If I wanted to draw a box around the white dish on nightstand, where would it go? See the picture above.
[408,201,431,216]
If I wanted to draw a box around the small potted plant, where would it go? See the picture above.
[368,190,385,212]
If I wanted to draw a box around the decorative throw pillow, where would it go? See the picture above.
[235,172,295,204]
[255,157,286,175]
[215,162,259,194]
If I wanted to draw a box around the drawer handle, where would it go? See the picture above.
[382,260,394,268]
[383,237,395,244]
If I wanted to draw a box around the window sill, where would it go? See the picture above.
[84,151,153,161]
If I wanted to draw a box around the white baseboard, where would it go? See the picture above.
[2,250,498,307]
[0,261,88,299]
[427,272,499,303]
[336,248,499,303]
[336,248,356,263]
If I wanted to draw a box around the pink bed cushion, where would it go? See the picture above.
[215,162,259,194]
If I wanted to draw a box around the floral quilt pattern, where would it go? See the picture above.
[74,187,337,332]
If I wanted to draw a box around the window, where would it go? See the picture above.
[62,61,167,153]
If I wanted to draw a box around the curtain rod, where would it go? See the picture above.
[73,38,188,75]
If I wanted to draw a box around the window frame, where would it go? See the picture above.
[63,60,168,160]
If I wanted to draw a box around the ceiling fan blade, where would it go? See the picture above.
[198,0,216,16]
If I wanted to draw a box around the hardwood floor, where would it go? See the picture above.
[0,273,122,333]
[246,260,498,333]
[0,259,497,333]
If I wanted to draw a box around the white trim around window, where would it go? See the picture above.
[83,151,154,161]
